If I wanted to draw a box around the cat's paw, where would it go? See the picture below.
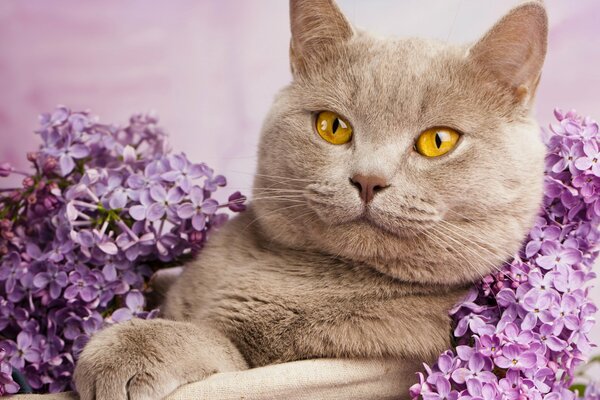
[74,319,189,400]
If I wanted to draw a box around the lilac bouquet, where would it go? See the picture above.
[0,107,246,395]
[410,109,600,400]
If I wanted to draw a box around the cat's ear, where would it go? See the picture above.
[289,0,354,77]
[468,1,548,105]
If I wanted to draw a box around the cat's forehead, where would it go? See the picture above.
[296,34,514,137]
[358,36,458,74]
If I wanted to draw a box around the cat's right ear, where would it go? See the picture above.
[289,0,354,78]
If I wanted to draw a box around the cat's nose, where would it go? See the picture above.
[350,174,389,204]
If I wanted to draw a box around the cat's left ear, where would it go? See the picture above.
[468,1,548,106]
[289,0,354,78]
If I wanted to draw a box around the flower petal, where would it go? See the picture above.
[146,203,166,222]
[69,144,90,159]
[59,154,76,176]
[129,205,147,221]
[177,203,196,219]
[191,214,206,231]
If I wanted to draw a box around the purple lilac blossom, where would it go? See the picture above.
[410,109,600,400]
[0,107,246,394]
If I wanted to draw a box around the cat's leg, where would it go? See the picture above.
[73,318,247,400]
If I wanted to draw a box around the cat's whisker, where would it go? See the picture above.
[248,192,307,200]
[230,171,315,183]
[249,195,306,201]
[431,225,509,274]
[440,220,514,257]
[437,220,517,261]
[427,228,507,310]
[423,228,489,283]
[426,226,509,309]
[241,203,307,232]
[224,188,309,196]
[250,199,306,205]
[431,224,517,284]
[252,188,308,193]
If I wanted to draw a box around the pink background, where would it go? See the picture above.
[0,0,599,363]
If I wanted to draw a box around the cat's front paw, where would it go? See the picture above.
[74,319,189,400]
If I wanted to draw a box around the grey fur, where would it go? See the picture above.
[73,1,548,399]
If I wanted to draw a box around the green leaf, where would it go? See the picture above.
[569,384,587,395]
[588,354,600,364]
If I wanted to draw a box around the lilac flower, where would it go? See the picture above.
[33,264,68,299]
[161,154,207,193]
[550,142,584,174]
[572,173,599,198]
[495,344,537,370]
[111,290,145,322]
[115,222,155,261]
[0,104,247,396]
[432,353,460,380]
[451,353,496,384]
[553,265,586,294]
[476,335,502,359]
[204,174,227,192]
[0,252,23,294]
[536,324,567,352]
[2,331,42,369]
[64,264,100,302]
[466,379,497,400]
[526,268,557,295]
[130,185,183,222]
[409,372,430,399]
[0,163,13,178]
[539,294,578,335]
[0,300,28,331]
[575,141,600,176]
[526,225,561,258]
[527,367,555,394]
[48,137,90,176]
[177,186,218,230]
[228,191,247,212]
[126,160,168,191]
[502,323,534,346]
[568,317,595,354]
[536,241,582,270]
[4,105,246,393]
[0,349,19,395]
[422,377,458,400]
[495,285,528,309]
[521,291,554,330]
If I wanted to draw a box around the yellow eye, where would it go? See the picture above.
[415,127,460,157]
[315,111,352,145]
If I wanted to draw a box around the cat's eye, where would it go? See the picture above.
[315,111,353,145]
[415,127,460,157]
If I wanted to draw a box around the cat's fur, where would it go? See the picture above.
[74,1,548,399]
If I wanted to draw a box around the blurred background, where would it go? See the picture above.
[0,0,598,361]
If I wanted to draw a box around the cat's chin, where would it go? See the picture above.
[350,214,433,239]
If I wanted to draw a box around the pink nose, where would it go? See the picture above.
[350,174,389,203]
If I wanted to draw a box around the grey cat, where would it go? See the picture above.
[73,0,548,398]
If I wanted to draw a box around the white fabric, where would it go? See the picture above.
[15,358,415,400]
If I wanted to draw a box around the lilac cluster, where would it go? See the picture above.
[0,107,246,394]
[410,109,600,400]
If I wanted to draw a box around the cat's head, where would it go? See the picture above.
[253,0,548,286]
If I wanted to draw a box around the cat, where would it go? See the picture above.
[73,0,548,398]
